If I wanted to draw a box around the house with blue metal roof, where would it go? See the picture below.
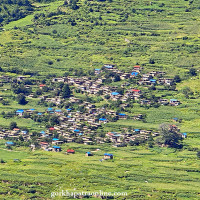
[173,117,179,122]
[25,108,36,114]
[150,79,156,83]
[182,133,187,138]
[16,109,24,116]
[55,109,62,113]
[170,99,180,106]
[134,129,140,133]
[85,152,93,156]
[118,113,127,119]
[131,72,139,77]
[104,153,113,159]
[5,141,14,146]
[99,118,108,124]
[52,146,61,152]
[47,108,54,112]
[104,65,114,69]
[95,68,101,74]
[21,130,27,134]
[111,92,119,96]
[99,118,107,121]
[52,138,63,145]
[110,92,121,100]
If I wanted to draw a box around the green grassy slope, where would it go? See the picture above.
[0,0,200,199]
[0,0,199,75]
[0,142,200,199]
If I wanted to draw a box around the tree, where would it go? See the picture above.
[58,82,64,89]
[181,87,193,98]
[114,74,120,82]
[62,84,71,98]
[174,75,181,83]
[42,86,49,92]
[148,86,156,90]
[129,138,145,146]
[75,138,83,144]
[10,122,17,130]
[149,58,155,64]
[0,159,6,163]
[50,116,60,126]
[17,94,27,105]
[35,89,42,95]
[157,123,182,148]
[197,151,200,159]
[189,68,197,76]
[19,135,24,141]
[52,30,57,34]
[69,0,79,10]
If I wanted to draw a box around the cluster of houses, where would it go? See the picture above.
[13,106,146,146]
[5,140,114,159]
[138,70,174,86]
[1,128,29,140]
[48,65,180,106]
[0,64,185,152]
[1,64,181,109]
[140,98,181,106]
[1,121,187,153]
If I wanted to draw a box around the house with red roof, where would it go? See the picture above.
[39,84,46,89]
[132,89,141,94]
[49,127,55,131]
[67,149,75,154]
[40,142,49,150]
[133,65,142,72]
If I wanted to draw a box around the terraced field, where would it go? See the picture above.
[0,0,199,75]
[0,141,200,199]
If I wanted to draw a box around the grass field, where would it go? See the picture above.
[0,141,200,199]
[0,0,199,75]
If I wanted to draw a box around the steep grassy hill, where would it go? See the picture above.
[0,1,200,199]
[0,0,199,75]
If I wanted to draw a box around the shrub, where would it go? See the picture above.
[10,122,17,130]
[16,94,27,105]
[197,151,200,159]
[0,159,6,163]
[149,58,155,64]
[48,60,53,65]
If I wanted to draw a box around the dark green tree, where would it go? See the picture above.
[50,115,60,126]
[10,122,17,130]
[174,75,181,83]
[189,68,197,76]
[16,94,27,105]
[197,151,200,159]
[62,84,71,98]
[181,87,193,99]
[157,123,182,148]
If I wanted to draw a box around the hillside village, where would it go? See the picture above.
[0,64,186,151]
[1,0,200,198]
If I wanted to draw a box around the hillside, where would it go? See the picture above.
[0,0,200,199]
[0,0,200,74]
